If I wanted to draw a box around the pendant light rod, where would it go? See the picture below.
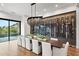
[27,3,43,25]
[31,3,36,6]
[31,3,36,17]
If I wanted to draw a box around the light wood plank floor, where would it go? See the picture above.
[0,40,79,56]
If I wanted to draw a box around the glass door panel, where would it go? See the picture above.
[0,20,8,43]
[10,21,20,41]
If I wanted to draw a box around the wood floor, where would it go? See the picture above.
[0,40,79,56]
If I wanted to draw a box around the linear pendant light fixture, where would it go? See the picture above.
[27,3,43,25]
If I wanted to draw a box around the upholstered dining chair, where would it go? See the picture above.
[25,37,32,50]
[42,42,52,56]
[53,42,69,56]
[21,36,26,48]
[32,39,41,54]
[17,36,22,46]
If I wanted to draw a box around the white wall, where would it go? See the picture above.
[21,16,30,36]
[76,7,79,48]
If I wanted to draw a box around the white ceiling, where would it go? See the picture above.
[0,3,77,17]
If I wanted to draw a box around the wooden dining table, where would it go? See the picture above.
[46,40,63,48]
[29,37,63,48]
[37,39,64,48]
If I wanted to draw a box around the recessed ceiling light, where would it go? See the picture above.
[1,3,4,7]
[55,4,58,7]
[43,9,46,12]
[36,12,39,14]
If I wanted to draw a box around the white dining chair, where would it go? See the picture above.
[25,37,32,50]
[53,42,69,56]
[17,36,22,46]
[42,42,52,56]
[21,36,26,48]
[32,39,41,54]
[50,38,58,41]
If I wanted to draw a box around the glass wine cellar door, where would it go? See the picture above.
[30,11,76,46]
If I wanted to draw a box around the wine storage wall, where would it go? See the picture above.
[30,11,76,46]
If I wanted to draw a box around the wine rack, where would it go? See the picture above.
[30,11,76,46]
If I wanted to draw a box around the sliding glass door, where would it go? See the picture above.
[0,18,21,43]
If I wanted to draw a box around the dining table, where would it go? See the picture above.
[28,36,64,48]
[46,40,63,48]
[34,39,63,48]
